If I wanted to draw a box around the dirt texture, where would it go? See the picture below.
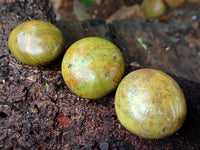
[0,0,200,150]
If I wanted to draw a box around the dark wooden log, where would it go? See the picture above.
[57,19,200,82]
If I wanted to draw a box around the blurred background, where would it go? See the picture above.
[49,0,200,22]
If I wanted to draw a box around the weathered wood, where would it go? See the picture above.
[58,19,200,83]
[110,19,200,82]
[57,20,113,47]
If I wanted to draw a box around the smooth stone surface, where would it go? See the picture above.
[115,69,187,139]
[8,20,65,66]
[62,37,125,99]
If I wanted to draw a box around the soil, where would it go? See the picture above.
[0,0,200,150]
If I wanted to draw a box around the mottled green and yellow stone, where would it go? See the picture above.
[62,37,125,99]
[8,20,65,65]
[115,69,187,139]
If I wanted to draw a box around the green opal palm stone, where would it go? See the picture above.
[8,20,65,65]
[62,37,125,99]
[115,69,187,139]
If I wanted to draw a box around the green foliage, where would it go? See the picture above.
[78,114,82,120]
[45,83,49,88]
[136,37,148,51]
[80,0,94,7]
